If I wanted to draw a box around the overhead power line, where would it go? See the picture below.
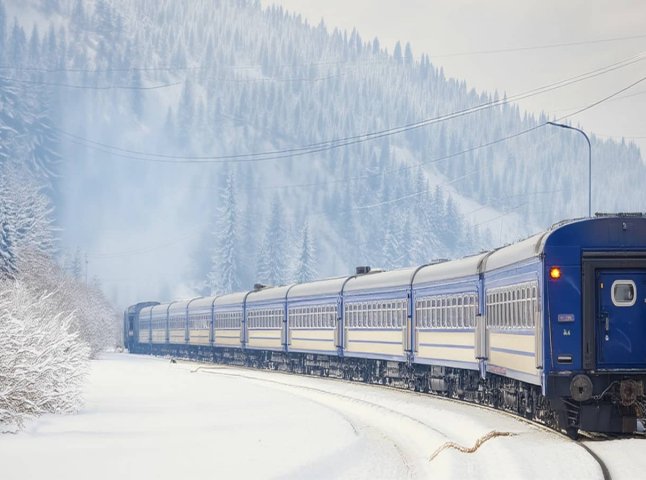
[320,72,646,214]
[87,73,646,260]
[0,75,182,91]
[2,32,645,74]
[54,51,646,164]
[432,32,646,58]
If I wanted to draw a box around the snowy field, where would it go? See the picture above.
[1,354,643,479]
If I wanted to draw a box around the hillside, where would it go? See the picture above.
[2,0,644,303]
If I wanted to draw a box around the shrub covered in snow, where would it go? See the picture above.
[19,257,119,359]
[0,281,89,432]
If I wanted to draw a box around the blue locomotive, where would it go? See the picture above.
[125,214,646,436]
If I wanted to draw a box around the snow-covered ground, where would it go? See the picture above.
[0,353,641,479]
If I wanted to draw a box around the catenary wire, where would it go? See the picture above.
[87,74,646,260]
[53,52,646,163]
[3,32,645,73]
[432,32,646,58]
[0,75,183,90]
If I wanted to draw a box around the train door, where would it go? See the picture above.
[596,270,646,369]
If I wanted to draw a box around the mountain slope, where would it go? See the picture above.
[3,0,644,304]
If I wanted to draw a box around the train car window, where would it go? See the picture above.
[449,297,456,328]
[441,297,447,328]
[439,298,444,328]
[457,297,464,328]
[420,301,426,328]
[429,299,435,327]
[394,303,401,328]
[365,304,370,328]
[612,280,637,307]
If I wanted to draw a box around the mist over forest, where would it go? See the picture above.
[2,0,644,307]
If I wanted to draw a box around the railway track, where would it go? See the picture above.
[172,357,612,479]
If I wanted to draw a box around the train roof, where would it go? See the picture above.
[189,296,217,311]
[287,276,349,299]
[480,215,646,272]
[481,232,548,272]
[344,266,419,293]
[138,305,154,317]
[214,291,247,307]
[246,285,294,304]
[168,299,190,314]
[151,303,170,317]
[413,253,488,285]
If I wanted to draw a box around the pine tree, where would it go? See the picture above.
[208,173,240,295]
[70,247,83,281]
[393,41,403,64]
[292,221,317,283]
[404,42,413,66]
[256,196,286,286]
[382,217,401,269]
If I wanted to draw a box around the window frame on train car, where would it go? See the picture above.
[611,280,637,307]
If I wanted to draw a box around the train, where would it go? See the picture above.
[125,214,646,437]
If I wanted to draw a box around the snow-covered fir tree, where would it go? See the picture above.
[1,0,644,297]
[208,172,240,295]
[256,196,287,286]
[291,221,317,283]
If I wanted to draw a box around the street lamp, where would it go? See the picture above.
[547,121,592,217]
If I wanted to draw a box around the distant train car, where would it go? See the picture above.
[246,285,292,352]
[187,296,213,346]
[126,215,646,435]
[411,254,485,375]
[150,303,169,345]
[342,268,415,362]
[213,292,246,350]
[286,277,347,356]
[168,300,188,345]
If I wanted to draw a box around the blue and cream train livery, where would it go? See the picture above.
[125,215,646,436]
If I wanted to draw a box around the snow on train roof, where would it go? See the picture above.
[168,300,190,314]
[344,267,419,293]
[189,296,217,311]
[138,305,154,317]
[246,285,294,304]
[413,253,488,285]
[288,276,349,299]
[214,291,247,307]
[151,303,170,316]
[482,231,549,272]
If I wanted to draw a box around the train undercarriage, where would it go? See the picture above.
[130,342,645,439]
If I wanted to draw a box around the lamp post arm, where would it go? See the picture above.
[546,121,592,217]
